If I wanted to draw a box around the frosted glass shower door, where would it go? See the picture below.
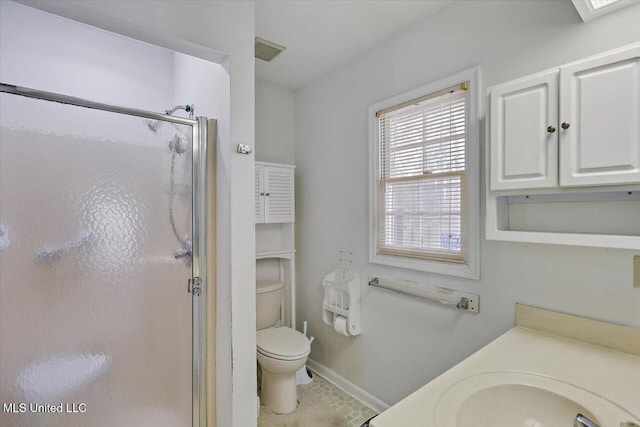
[0,91,195,427]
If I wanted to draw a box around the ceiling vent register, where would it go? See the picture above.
[255,37,286,62]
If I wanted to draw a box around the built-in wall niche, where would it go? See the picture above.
[493,191,640,246]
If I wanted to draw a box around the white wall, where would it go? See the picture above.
[0,1,174,110]
[173,53,230,131]
[3,1,257,426]
[0,2,230,136]
[295,0,640,406]
[255,79,295,164]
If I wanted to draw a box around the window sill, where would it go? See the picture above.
[369,252,479,280]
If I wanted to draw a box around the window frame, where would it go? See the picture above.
[368,67,480,279]
[571,0,636,22]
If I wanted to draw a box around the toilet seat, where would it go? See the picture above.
[257,327,310,361]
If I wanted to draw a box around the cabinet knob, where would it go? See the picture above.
[260,192,265,196]
[265,193,270,196]
[561,122,570,130]
[546,125,556,133]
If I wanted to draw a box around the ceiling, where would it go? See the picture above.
[255,0,453,89]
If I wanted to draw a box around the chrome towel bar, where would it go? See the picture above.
[368,276,479,313]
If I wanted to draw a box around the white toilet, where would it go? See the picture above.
[256,280,310,414]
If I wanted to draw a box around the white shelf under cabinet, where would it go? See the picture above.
[486,228,640,250]
[486,187,640,249]
[256,249,296,260]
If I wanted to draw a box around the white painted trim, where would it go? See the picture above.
[368,252,479,279]
[571,0,636,22]
[255,161,296,169]
[368,66,481,280]
[306,358,390,414]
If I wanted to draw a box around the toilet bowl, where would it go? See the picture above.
[256,281,310,414]
[257,326,310,414]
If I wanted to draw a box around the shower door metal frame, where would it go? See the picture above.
[0,83,209,427]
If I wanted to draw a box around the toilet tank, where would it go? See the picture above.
[256,281,284,330]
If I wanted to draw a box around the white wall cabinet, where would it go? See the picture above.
[255,162,295,223]
[490,43,640,191]
[490,70,559,190]
[560,46,640,186]
[487,43,640,250]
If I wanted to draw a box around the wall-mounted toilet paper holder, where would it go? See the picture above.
[322,269,361,336]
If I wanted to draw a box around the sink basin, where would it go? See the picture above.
[369,322,640,427]
[457,384,596,427]
[435,372,638,427]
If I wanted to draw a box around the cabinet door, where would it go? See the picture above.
[490,70,559,190]
[264,166,294,223]
[560,44,640,187]
[255,165,265,223]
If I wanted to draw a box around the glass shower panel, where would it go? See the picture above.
[0,92,193,427]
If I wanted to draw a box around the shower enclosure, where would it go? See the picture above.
[0,84,209,427]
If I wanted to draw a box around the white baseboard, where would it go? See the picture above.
[306,358,390,413]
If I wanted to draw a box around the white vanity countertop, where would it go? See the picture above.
[371,326,640,426]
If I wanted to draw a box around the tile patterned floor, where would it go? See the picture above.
[258,371,378,427]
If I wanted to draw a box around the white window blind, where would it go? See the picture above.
[377,83,468,263]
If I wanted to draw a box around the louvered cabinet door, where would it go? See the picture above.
[263,166,294,223]
[559,44,640,187]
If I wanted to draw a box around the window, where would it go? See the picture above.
[571,0,636,21]
[378,85,467,262]
[369,67,479,279]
